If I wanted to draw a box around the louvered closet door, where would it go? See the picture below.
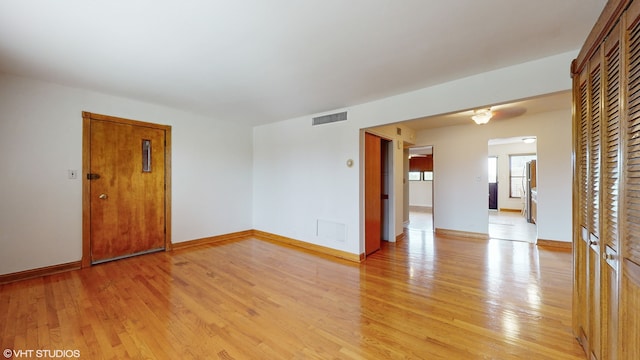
[602,20,622,360]
[574,65,590,349]
[623,3,640,358]
[587,50,603,360]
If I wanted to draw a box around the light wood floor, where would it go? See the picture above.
[409,207,538,243]
[0,233,583,359]
[407,206,434,231]
[488,210,537,243]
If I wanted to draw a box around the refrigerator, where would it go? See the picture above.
[524,160,536,223]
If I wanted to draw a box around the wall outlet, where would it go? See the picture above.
[68,169,78,179]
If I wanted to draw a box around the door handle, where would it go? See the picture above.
[99,193,108,200]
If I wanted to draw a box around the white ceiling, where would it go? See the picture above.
[0,1,606,126]
[401,90,572,130]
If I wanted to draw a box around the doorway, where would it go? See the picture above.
[364,132,394,256]
[381,138,392,242]
[82,112,172,267]
[487,137,537,243]
[407,146,434,232]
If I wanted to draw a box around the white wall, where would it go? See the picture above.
[416,109,572,242]
[1,50,577,275]
[253,51,577,256]
[488,141,537,210]
[0,73,253,275]
[252,116,359,252]
[409,180,433,207]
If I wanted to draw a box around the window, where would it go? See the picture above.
[409,171,433,181]
[509,154,536,198]
[142,139,151,172]
[408,172,421,181]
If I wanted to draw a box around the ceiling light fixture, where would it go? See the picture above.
[471,108,493,125]
[522,137,536,144]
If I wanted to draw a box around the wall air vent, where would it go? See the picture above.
[312,111,347,126]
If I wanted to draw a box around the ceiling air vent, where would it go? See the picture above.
[312,111,347,126]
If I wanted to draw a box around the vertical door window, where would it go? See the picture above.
[142,139,151,172]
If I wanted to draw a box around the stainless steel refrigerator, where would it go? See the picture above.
[523,160,536,223]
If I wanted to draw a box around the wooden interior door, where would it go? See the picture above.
[587,51,602,360]
[87,114,167,263]
[365,132,382,256]
[622,4,640,358]
[575,62,590,352]
[572,2,640,358]
[601,20,621,360]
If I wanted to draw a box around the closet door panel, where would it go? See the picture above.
[588,50,603,360]
[602,21,622,360]
[575,66,590,349]
[622,3,640,358]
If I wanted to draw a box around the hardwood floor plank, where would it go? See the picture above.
[0,234,584,359]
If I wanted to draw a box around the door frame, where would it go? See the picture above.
[81,112,172,268]
[407,145,435,232]
[381,138,393,242]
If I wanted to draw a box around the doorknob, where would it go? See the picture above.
[99,193,108,200]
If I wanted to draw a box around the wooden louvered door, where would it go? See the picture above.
[588,50,603,360]
[622,3,640,358]
[574,65,590,352]
[573,1,640,358]
[601,21,622,360]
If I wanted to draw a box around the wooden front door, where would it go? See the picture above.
[365,132,382,256]
[83,112,170,265]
